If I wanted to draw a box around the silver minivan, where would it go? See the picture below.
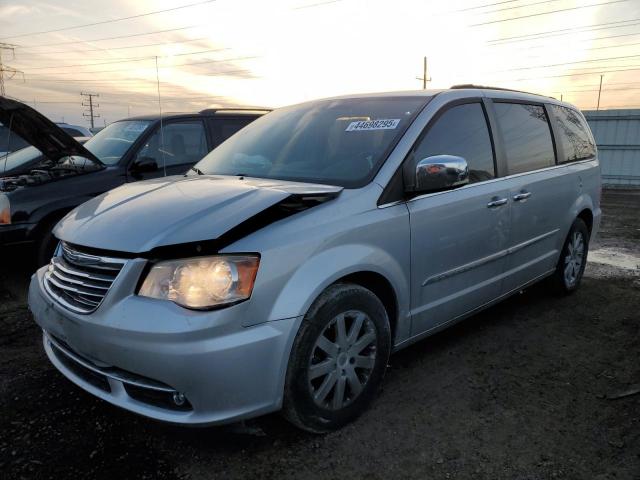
[29,87,601,432]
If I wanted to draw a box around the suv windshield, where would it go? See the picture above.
[84,120,152,165]
[192,97,428,187]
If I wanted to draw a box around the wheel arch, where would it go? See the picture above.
[577,208,594,234]
[333,271,399,345]
[266,244,411,345]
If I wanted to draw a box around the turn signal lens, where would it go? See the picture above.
[0,194,10,225]
[138,255,259,309]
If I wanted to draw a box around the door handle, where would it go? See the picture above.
[487,197,508,208]
[513,191,532,202]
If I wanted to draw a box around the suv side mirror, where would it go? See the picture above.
[407,155,469,193]
[131,156,158,174]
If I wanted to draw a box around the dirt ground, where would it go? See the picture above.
[1,190,638,480]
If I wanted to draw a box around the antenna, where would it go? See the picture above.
[155,56,166,177]
[2,112,14,177]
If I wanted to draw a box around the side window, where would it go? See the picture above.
[210,117,254,148]
[550,105,596,162]
[62,127,83,137]
[135,121,208,167]
[411,103,495,183]
[494,103,555,174]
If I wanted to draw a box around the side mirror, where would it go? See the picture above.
[131,156,158,174]
[411,155,469,193]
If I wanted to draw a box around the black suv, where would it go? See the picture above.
[0,97,268,265]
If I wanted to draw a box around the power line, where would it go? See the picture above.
[13,55,259,76]
[479,0,562,15]
[0,1,216,40]
[488,53,640,73]
[19,37,211,56]
[489,65,640,82]
[17,47,231,71]
[293,0,344,9]
[457,0,536,11]
[17,24,203,49]
[487,17,640,43]
[471,0,632,27]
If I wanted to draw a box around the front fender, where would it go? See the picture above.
[267,243,411,343]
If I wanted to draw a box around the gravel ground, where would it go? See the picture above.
[1,190,639,480]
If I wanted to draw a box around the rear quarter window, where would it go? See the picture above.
[549,105,596,162]
[494,102,556,175]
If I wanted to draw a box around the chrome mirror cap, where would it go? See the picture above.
[414,155,469,193]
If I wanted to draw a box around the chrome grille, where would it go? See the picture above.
[43,242,127,314]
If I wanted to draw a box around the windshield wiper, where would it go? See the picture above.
[189,166,204,175]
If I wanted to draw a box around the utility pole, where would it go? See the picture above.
[81,92,100,129]
[0,43,22,97]
[416,56,432,90]
[596,75,604,111]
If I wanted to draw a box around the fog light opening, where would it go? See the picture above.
[172,392,186,407]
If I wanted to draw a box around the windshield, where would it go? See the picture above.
[192,97,428,187]
[1,146,43,174]
[84,120,152,165]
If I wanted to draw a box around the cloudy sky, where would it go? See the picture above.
[1,0,640,125]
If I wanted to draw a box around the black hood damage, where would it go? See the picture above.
[0,96,101,166]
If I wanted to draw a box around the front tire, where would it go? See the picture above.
[283,283,391,433]
[550,218,590,294]
[36,225,58,268]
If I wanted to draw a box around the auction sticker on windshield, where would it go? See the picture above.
[346,119,400,131]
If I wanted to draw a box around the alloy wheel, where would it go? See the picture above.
[564,231,585,287]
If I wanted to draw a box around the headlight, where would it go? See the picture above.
[138,255,260,309]
[0,194,10,225]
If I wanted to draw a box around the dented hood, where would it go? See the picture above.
[0,97,101,165]
[54,175,342,253]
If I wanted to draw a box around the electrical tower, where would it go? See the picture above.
[81,92,100,129]
[0,43,23,97]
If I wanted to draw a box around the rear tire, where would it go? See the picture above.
[550,218,590,294]
[282,283,391,433]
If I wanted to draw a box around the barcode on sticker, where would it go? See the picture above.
[345,119,401,131]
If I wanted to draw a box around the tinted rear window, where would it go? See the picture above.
[550,105,596,162]
[495,103,555,175]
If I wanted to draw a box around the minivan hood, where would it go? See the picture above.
[55,175,342,253]
[0,97,101,165]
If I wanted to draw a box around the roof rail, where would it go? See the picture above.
[450,84,554,99]
[199,107,272,115]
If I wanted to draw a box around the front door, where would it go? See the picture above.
[407,101,511,336]
[128,119,210,181]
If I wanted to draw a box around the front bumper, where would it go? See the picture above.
[29,265,302,426]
